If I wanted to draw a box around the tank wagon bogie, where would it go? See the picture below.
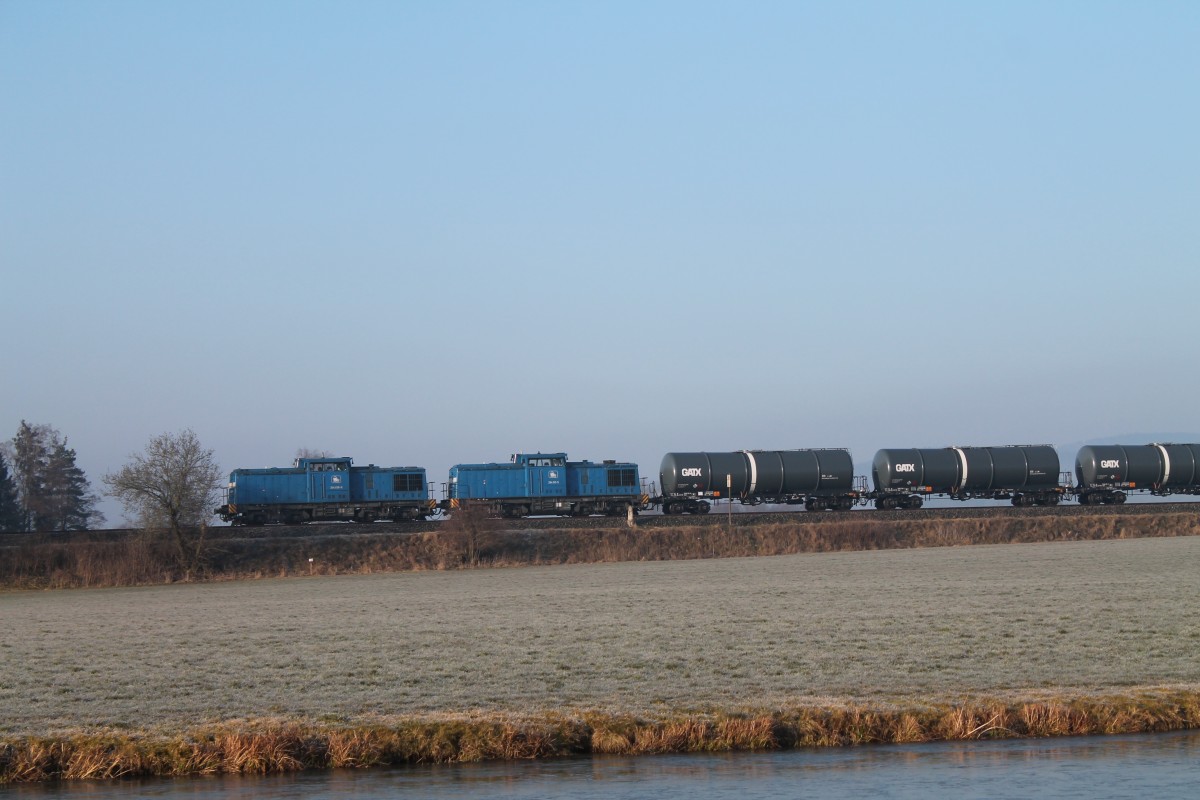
[1075,443,1200,505]
[443,453,648,519]
[216,457,435,525]
[658,449,860,514]
[871,445,1064,509]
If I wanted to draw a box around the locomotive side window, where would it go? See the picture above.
[393,473,423,492]
[607,468,637,488]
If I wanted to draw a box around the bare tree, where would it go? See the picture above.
[103,430,223,577]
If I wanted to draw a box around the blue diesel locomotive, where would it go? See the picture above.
[445,452,647,518]
[216,457,435,525]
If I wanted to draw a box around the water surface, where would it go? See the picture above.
[6,731,1196,799]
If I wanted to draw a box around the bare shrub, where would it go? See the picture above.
[438,504,500,567]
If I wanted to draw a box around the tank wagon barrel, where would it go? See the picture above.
[658,449,859,514]
[870,445,1062,509]
[1075,443,1200,505]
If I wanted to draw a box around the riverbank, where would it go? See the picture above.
[3,537,1198,782]
[4,691,1199,782]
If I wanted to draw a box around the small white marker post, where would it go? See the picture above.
[308,557,314,576]
[727,473,733,532]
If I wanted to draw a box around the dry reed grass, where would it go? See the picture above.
[3,691,1198,783]
[3,508,1197,590]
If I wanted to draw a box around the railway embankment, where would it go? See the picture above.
[2,504,1197,590]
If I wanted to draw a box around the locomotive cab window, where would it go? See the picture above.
[528,457,565,467]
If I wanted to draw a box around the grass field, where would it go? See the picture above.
[3,536,1198,741]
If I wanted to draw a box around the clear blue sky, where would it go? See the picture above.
[2,2,1197,522]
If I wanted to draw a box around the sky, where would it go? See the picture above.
[2,2,1198,524]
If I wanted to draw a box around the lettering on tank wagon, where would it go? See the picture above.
[895,464,917,472]
[681,468,704,477]
[1101,460,1121,469]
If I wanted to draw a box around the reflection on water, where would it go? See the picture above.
[6,730,1197,799]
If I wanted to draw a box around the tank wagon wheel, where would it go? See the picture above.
[696,501,711,514]
[906,496,923,509]
[1044,494,1060,506]
[1112,492,1127,505]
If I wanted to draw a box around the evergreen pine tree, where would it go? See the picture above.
[11,420,49,532]
[41,437,105,531]
[0,452,22,532]
[9,422,104,532]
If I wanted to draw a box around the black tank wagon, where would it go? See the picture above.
[1075,443,1200,504]
[658,449,859,514]
[871,445,1063,509]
